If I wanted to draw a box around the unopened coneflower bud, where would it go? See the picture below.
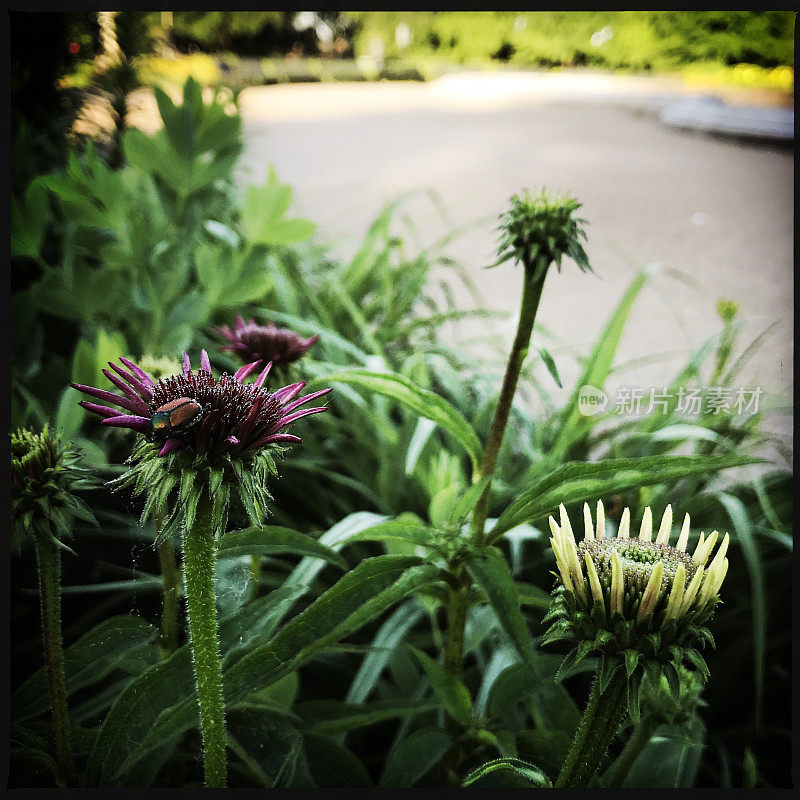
[544,500,729,704]
[217,316,319,370]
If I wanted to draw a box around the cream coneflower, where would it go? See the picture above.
[545,500,728,788]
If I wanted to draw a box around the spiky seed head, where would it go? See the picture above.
[493,189,592,281]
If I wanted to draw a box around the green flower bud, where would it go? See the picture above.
[10,425,96,552]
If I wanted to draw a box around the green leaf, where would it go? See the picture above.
[410,646,472,727]
[551,269,649,461]
[217,526,347,569]
[378,727,454,787]
[715,491,766,727]
[96,556,439,784]
[12,616,158,722]
[241,167,316,246]
[297,698,438,736]
[227,707,313,788]
[536,345,562,388]
[462,757,552,788]
[288,512,388,590]
[486,663,536,719]
[620,718,705,788]
[346,518,439,555]
[466,547,540,678]
[515,729,572,779]
[346,600,425,703]
[311,368,483,474]
[492,454,761,539]
[87,584,304,785]
[304,733,373,787]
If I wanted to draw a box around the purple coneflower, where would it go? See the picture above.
[70,350,331,788]
[217,316,319,368]
[70,349,330,461]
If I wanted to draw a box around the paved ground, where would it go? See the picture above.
[133,73,794,449]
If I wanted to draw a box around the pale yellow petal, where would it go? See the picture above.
[676,513,691,551]
[583,502,594,541]
[617,507,630,539]
[596,499,606,540]
[662,562,686,625]
[636,560,664,621]
[610,549,624,615]
[559,503,576,545]
[639,506,653,542]
[678,565,705,616]
[692,530,718,566]
[584,552,605,613]
[656,504,673,545]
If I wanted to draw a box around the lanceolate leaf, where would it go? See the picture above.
[12,617,159,722]
[462,757,552,788]
[92,556,439,784]
[86,584,304,786]
[466,547,541,679]
[410,646,473,727]
[311,368,483,474]
[217,526,347,569]
[491,454,761,539]
[379,727,454,788]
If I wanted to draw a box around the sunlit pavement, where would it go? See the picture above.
[131,73,793,449]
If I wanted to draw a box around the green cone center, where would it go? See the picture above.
[578,538,697,598]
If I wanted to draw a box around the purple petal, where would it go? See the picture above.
[118,357,155,388]
[200,349,212,373]
[252,433,302,448]
[182,352,191,377]
[253,361,273,390]
[70,382,148,414]
[108,362,153,401]
[272,381,306,403]
[79,401,121,419]
[235,314,246,330]
[195,408,220,455]
[277,407,328,428]
[158,437,185,457]
[302,334,321,348]
[103,368,150,412]
[101,415,151,433]
[238,394,265,443]
[233,360,261,384]
[282,387,332,414]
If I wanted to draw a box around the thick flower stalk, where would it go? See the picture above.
[217,316,319,370]
[72,351,330,788]
[544,500,729,787]
[11,426,95,787]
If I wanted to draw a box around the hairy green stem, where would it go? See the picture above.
[182,494,227,788]
[471,269,547,544]
[33,530,76,786]
[248,554,262,603]
[604,715,659,787]
[556,660,629,788]
[157,530,180,655]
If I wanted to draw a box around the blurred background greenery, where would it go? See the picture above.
[10,10,792,789]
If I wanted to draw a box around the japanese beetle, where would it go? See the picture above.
[151,397,203,435]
